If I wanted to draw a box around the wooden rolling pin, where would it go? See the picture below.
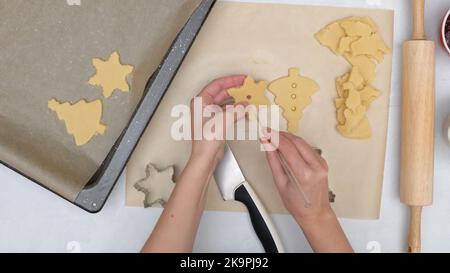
[401,0,435,253]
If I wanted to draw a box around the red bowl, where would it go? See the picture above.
[441,9,450,55]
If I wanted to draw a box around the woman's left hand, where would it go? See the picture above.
[190,75,247,165]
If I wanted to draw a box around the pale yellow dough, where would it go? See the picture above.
[228,75,270,106]
[315,22,346,55]
[88,51,134,98]
[344,54,376,84]
[334,67,381,139]
[315,16,390,139]
[268,68,319,133]
[48,99,106,146]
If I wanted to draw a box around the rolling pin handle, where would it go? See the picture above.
[408,206,422,253]
[412,0,426,40]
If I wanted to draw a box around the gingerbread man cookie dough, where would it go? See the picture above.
[268,68,319,134]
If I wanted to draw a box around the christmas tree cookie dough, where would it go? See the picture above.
[268,68,319,133]
[227,76,270,106]
[48,99,106,146]
[88,51,134,98]
[134,163,175,208]
[315,16,390,139]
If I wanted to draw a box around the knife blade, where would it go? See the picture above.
[214,144,284,253]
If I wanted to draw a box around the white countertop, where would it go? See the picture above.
[1,0,450,253]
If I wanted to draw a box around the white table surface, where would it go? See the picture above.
[1,0,449,253]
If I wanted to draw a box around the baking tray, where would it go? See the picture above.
[0,0,216,213]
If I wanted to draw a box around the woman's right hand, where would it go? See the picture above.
[264,132,332,225]
[263,131,353,252]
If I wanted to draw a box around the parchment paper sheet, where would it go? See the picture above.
[0,0,201,202]
[126,1,394,219]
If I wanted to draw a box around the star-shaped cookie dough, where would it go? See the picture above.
[134,164,176,208]
[88,51,134,98]
[227,76,269,106]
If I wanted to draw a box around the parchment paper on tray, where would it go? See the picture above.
[0,0,201,202]
[126,1,394,219]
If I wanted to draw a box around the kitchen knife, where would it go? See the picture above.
[214,144,284,253]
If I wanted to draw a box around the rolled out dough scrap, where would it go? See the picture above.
[268,68,319,133]
[48,99,106,146]
[315,16,390,139]
[348,66,365,89]
[334,67,381,139]
[336,104,346,125]
[338,115,371,139]
[314,21,346,55]
[227,75,270,106]
[316,16,389,63]
[356,16,378,30]
[88,51,134,98]
[346,88,361,111]
[338,104,372,139]
[338,36,359,55]
[336,73,350,97]
[360,85,381,107]
[344,54,376,84]
[350,34,390,58]
[340,20,374,37]
[134,163,175,208]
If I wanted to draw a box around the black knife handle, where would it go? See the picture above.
[235,182,284,253]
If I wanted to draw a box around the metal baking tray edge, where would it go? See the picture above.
[1,0,216,213]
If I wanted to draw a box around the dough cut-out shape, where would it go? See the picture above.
[228,75,270,106]
[316,16,390,139]
[268,68,319,133]
[134,164,175,208]
[88,51,134,98]
[48,99,106,146]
